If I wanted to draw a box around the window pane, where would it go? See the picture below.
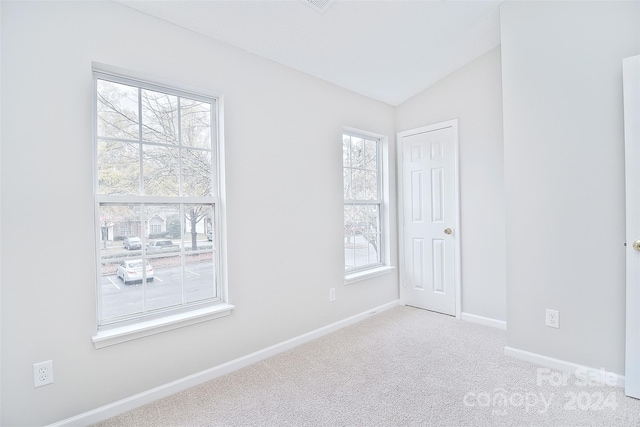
[344,204,356,270]
[97,80,139,140]
[346,204,381,269]
[141,89,178,144]
[183,205,213,252]
[182,149,212,196]
[365,138,377,171]
[164,210,183,240]
[353,204,368,268]
[365,171,379,200]
[97,140,140,195]
[185,252,216,303]
[98,204,142,257]
[351,169,366,200]
[181,98,212,149]
[365,204,382,264]
[142,145,179,196]
[343,135,351,168]
[100,260,144,320]
[145,253,183,312]
[343,168,352,200]
[143,205,181,245]
[98,205,146,322]
[142,204,183,312]
[351,137,365,169]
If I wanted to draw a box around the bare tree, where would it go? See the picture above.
[97,80,214,250]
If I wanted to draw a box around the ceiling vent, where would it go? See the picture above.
[301,0,335,14]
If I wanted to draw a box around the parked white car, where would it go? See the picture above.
[116,259,154,284]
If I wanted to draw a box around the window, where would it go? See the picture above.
[93,67,228,338]
[343,132,383,273]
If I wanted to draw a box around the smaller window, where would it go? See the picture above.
[343,132,383,273]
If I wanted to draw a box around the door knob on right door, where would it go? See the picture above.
[633,240,640,251]
[444,228,453,235]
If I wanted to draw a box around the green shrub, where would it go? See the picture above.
[101,250,142,260]
[149,232,169,239]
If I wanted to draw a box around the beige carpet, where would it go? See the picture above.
[95,306,640,426]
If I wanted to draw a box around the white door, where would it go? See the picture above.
[624,55,640,399]
[399,120,460,316]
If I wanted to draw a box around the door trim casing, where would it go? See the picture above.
[397,119,461,317]
[624,55,640,399]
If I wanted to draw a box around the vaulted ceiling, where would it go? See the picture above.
[117,0,503,106]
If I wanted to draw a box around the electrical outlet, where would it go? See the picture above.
[33,360,54,388]
[329,288,336,302]
[545,309,559,329]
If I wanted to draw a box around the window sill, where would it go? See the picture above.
[345,266,395,285]
[92,303,235,349]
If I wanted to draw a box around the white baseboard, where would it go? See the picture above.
[49,300,400,427]
[461,312,507,330]
[504,346,625,388]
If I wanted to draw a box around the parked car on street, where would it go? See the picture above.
[147,239,179,253]
[123,236,142,250]
[116,259,154,284]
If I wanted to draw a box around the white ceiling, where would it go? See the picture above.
[116,0,503,106]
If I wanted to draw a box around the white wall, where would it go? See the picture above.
[396,47,506,322]
[501,1,640,373]
[0,2,398,425]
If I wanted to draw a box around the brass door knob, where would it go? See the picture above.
[633,240,640,251]
[444,228,453,235]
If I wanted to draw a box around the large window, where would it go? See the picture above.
[343,132,383,272]
[94,68,225,331]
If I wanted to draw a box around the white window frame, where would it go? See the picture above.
[343,127,394,283]
[91,63,232,348]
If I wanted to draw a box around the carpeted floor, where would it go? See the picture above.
[95,306,640,426]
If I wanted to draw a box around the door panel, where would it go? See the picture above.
[412,238,425,289]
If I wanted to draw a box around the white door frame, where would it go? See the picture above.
[397,119,462,318]
[624,55,640,399]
